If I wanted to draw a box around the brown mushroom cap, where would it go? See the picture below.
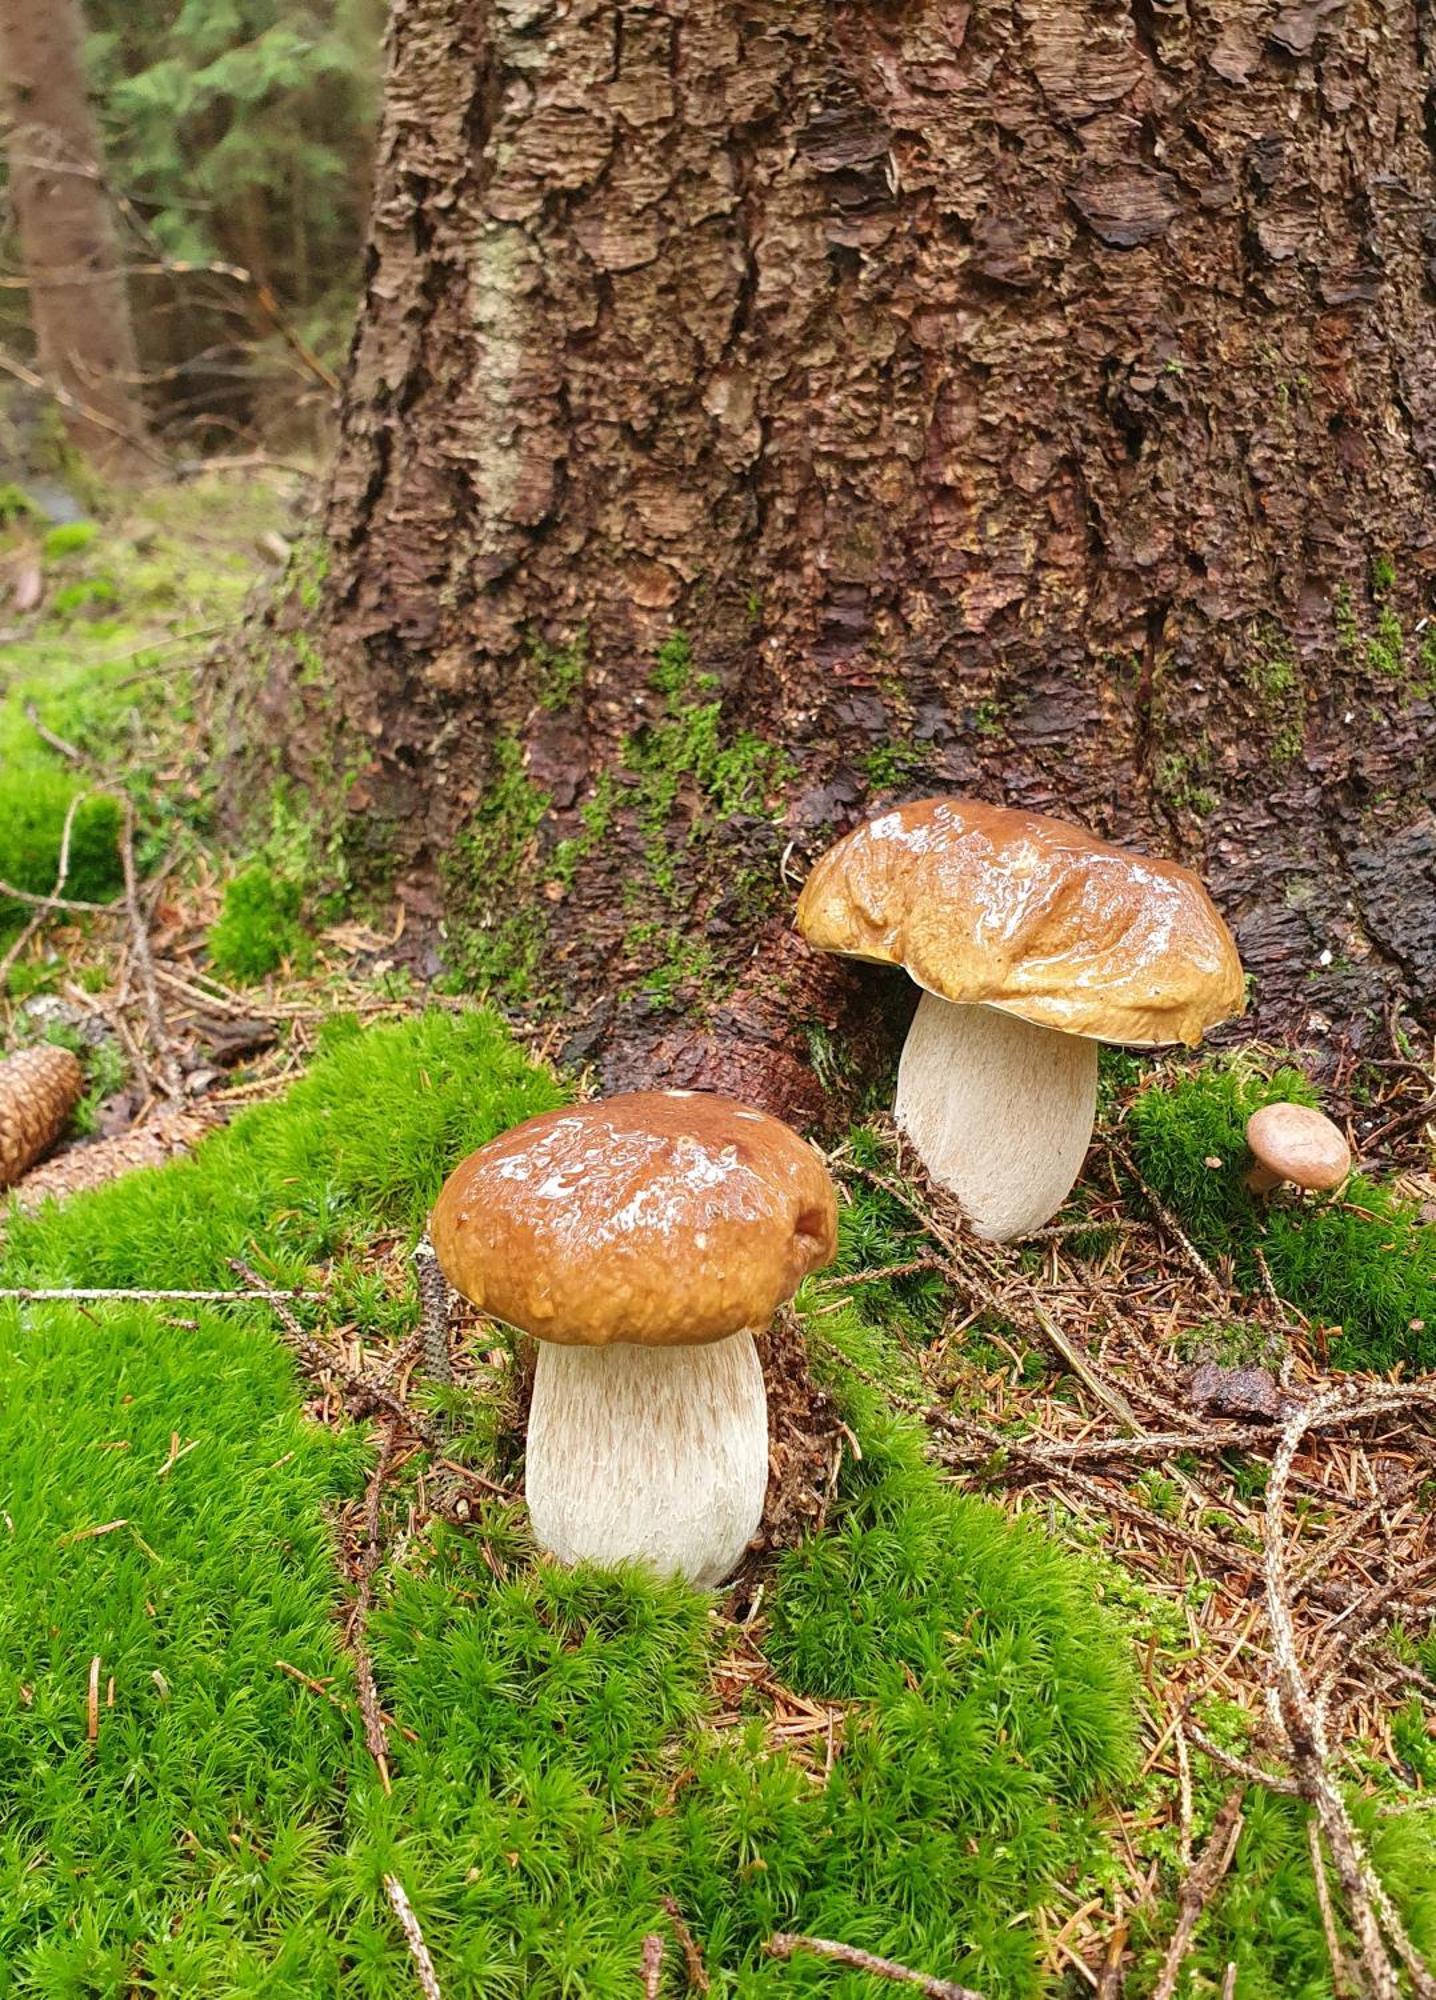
[796,797,1245,1047]
[430,1090,838,1348]
[1245,1102,1351,1191]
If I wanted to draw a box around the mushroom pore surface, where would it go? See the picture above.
[894,993,1099,1242]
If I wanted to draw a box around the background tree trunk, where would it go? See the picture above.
[0,0,150,476]
[295,0,1436,1120]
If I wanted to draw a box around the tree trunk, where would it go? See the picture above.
[295,0,1436,1121]
[0,0,150,476]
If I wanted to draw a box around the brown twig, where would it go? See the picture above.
[384,1875,443,2000]
[0,1285,325,1304]
[660,1899,712,1993]
[765,1934,985,2000]
[352,1420,399,1792]
[1150,1786,1245,2000]
[641,1933,666,1998]
[0,789,86,986]
[1264,1385,1436,2000]
[118,799,183,1101]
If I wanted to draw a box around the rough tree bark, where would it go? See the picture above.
[290,0,1436,1120]
[0,0,149,476]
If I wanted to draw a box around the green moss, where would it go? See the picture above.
[1127,1057,1436,1370]
[0,1013,1142,1994]
[1371,552,1398,597]
[534,631,587,712]
[1334,584,1359,655]
[208,864,311,983]
[442,738,554,1002]
[1154,749,1217,818]
[1367,604,1405,677]
[41,520,99,560]
[0,775,123,936]
[862,742,925,790]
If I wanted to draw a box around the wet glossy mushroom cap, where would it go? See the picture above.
[1246,1101,1351,1192]
[430,1090,837,1348]
[796,797,1245,1047]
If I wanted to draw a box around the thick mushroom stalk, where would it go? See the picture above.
[894,992,1098,1242]
[526,1330,768,1589]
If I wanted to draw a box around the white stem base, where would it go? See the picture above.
[525,1330,769,1589]
[894,992,1099,1242]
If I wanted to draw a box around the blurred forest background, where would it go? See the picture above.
[1,0,382,461]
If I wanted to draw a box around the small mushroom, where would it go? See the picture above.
[429,1090,837,1588]
[797,798,1245,1242]
[1244,1101,1350,1196]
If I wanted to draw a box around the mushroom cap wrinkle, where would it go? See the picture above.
[1246,1101,1351,1191]
[797,797,1245,1048]
[430,1090,838,1347]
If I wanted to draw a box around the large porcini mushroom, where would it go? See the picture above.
[796,798,1245,1242]
[1245,1102,1350,1196]
[429,1090,837,1589]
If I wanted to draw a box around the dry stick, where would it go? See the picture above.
[1264,1385,1436,2000]
[384,1875,443,2000]
[412,1238,452,1385]
[119,799,183,1102]
[1,1285,325,1304]
[641,1933,667,1999]
[0,789,85,987]
[23,700,83,765]
[0,878,122,915]
[1185,1726,1299,1797]
[1308,1817,1358,2000]
[852,1163,1142,1429]
[1150,1786,1246,2000]
[352,1419,399,1793]
[660,1898,712,1994]
[1106,1139,1230,1303]
[229,1259,442,1449]
[766,1935,984,2000]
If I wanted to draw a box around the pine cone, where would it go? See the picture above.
[0,1045,84,1188]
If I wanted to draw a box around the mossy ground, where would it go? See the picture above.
[0,469,319,964]
[4,484,1436,1995]
[1124,1052,1436,1372]
[3,1011,1138,1996]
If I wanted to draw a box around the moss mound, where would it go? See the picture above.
[1,1010,1138,1995]
[1127,1057,1436,1372]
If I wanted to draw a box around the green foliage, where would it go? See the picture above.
[41,521,99,560]
[1367,604,1405,677]
[443,738,553,1001]
[208,863,310,982]
[862,742,926,791]
[1127,1058,1436,1371]
[0,485,39,527]
[533,632,587,712]
[0,1013,1141,1993]
[0,773,122,934]
[81,0,384,381]
[1128,1789,1436,1998]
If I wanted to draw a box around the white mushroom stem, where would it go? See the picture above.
[525,1329,768,1589]
[894,991,1099,1243]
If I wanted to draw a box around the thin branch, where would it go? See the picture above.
[1151,1786,1245,2000]
[765,1934,985,2000]
[119,799,183,1101]
[0,1286,325,1304]
[384,1876,443,2000]
[660,1899,712,1993]
[641,1934,666,1999]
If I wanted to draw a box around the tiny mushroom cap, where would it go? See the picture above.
[429,1090,840,1589]
[795,798,1245,1242]
[1245,1101,1351,1195]
[430,1089,838,1346]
